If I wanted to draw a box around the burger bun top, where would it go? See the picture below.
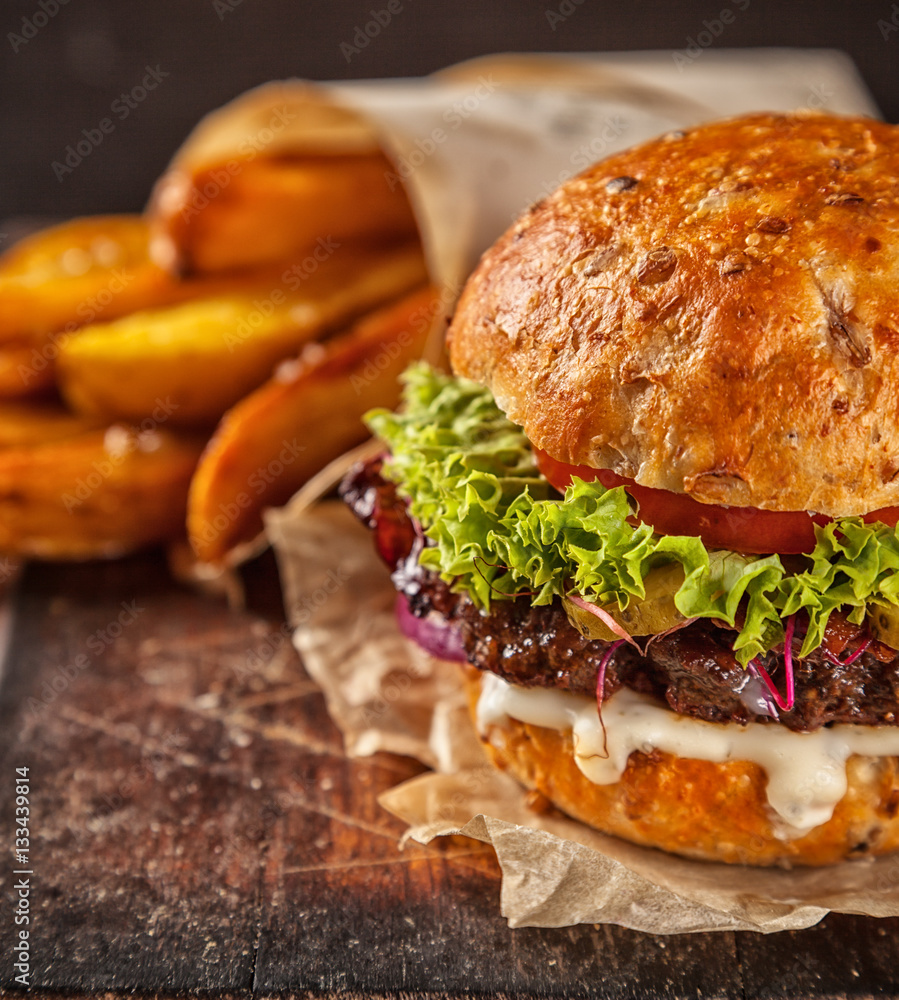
[448,112,899,517]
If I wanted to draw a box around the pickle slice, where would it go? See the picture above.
[866,600,899,650]
[564,562,687,641]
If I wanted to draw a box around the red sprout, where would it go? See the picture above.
[745,660,780,719]
[567,593,642,652]
[643,616,698,649]
[748,614,797,713]
[595,638,625,758]
[823,638,871,667]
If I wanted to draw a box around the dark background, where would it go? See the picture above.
[2,5,899,996]
[0,0,897,222]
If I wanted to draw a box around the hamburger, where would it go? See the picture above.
[341,111,899,866]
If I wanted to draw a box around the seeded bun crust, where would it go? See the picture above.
[464,672,899,866]
[448,112,899,517]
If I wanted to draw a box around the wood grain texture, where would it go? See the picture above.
[0,550,894,997]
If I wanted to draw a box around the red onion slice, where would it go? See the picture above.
[747,615,796,714]
[394,594,468,662]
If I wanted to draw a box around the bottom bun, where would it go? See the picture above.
[464,669,899,867]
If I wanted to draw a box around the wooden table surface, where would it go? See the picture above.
[0,548,898,998]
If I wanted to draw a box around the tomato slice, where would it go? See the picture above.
[534,449,899,555]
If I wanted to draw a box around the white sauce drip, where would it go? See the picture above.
[476,673,899,836]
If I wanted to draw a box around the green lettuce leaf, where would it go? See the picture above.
[367,364,899,666]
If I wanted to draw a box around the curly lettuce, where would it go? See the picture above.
[367,363,899,666]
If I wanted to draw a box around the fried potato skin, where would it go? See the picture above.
[0,342,57,397]
[0,426,203,559]
[0,215,173,345]
[56,243,428,428]
[0,215,329,400]
[150,153,419,275]
[188,285,440,562]
[0,400,102,447]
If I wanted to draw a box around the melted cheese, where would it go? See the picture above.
[476,673,899,836]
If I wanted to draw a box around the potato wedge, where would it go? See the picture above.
[56,242,428,427]
[188,285,441,562]
[0,400,102,447]
[150,152,418,275]
[0,215,296,395]
[0,425,203,559]
[0,342,56,397]
[0,215,175,345]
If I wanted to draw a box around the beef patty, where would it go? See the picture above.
[341,457,899,733]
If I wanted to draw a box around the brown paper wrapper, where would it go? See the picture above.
[267,501,899,934]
